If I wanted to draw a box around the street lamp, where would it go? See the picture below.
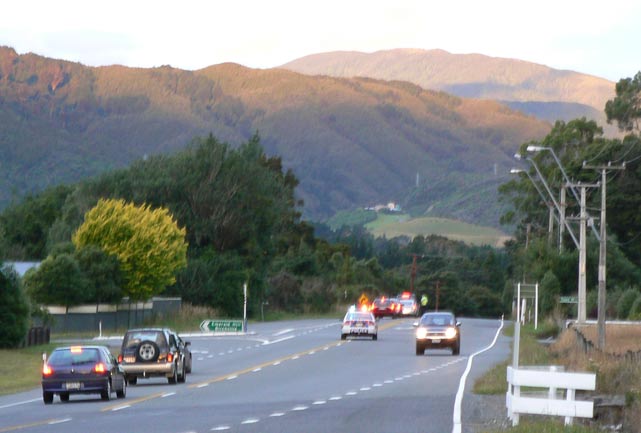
[515,152,587,323]
[514,154,579,248]
[526,145,600,240]
[526,145,580,203]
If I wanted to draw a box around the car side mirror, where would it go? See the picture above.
[185,341,191,347]
[456,321,461,327]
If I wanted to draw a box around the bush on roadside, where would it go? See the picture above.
[627,295,641,320]
[534,318,561,339]
[0,266,30,348]
[616,287,640,319]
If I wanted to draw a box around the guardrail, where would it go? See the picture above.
[506,365,596,426]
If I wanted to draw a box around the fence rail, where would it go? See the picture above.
[506,365,595,426]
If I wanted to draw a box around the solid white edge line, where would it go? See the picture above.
[48,418,72,425]
[263,335,295,345]
[272,328,294,337]
[0,397,41,409]
[452,317,504,433]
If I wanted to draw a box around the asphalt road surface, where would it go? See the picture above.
[0,317,510,433]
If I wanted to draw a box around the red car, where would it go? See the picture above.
[371,297,400,319]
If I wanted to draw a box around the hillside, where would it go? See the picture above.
[281,48,616,133]
[0,46,551,226]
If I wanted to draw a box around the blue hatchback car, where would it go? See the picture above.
[41,345,126,404]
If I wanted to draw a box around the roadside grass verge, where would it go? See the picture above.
[475,321,641,433]
[0,344,58,396]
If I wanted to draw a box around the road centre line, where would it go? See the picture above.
[101,391,166,412]
[189,340,345,389]
[106,322,405,414]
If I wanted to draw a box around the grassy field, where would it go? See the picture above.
[364,213,511,247]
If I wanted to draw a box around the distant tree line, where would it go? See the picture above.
[1,131,511,344]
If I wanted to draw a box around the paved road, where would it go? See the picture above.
[0,317,510,433]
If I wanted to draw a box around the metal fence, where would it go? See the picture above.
[39,297,182,333]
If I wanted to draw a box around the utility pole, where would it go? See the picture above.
[435,280,440,311]
[567,182,599,324]
[583,162,625,349]
[409,254,418,293]
[559,186,566,253]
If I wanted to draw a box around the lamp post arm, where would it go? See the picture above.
[529,158,580,248]
[522,171,561,225]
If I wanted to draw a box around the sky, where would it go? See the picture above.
[1,0,639,82]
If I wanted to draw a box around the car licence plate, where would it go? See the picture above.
[431,339,441,343]
[65,381,81,390]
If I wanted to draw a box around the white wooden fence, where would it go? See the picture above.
[506,365,596,426]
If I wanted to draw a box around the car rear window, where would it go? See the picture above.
[48,348,100,366]
[123,331,167,349]
[345,312,374,322]
[421,314,454,326]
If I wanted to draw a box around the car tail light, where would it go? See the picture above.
[167,353,174,363]
[42,364,53,376]
[117,354,123,363]
[94,362,107,373]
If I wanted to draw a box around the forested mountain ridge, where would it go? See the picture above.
[281,48,615,131]
[0,46,550,226]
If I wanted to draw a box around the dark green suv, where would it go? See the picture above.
[118,328,192,384]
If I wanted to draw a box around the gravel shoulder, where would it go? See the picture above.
[463,393,510,433]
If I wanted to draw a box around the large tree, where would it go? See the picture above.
[605,71,641,133]
[72,199,188,301]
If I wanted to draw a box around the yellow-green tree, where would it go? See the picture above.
[72,199,187,301]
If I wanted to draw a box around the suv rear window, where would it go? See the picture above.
[123,331,167,350]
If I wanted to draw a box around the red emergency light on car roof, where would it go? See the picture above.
[401,291,412,299]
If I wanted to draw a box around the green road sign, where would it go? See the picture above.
[200,319,243,332]
[560,296,578,304]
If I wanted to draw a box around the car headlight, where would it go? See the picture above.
[416,328,428,339]
[445,327,457,339]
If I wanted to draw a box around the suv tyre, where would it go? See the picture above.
[137,341,159,362]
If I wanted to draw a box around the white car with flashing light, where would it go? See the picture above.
[341,311,378,340]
